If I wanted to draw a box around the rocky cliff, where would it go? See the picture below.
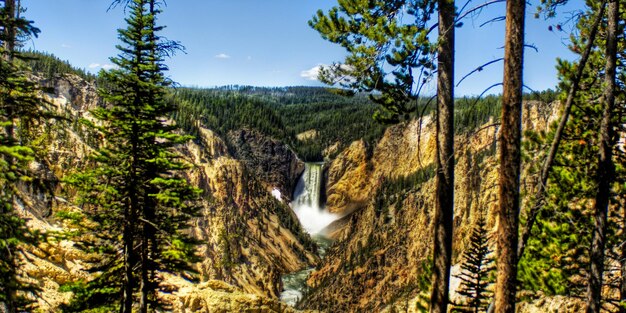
[300,101,561,312]
[227,128,305,202]
[18,74,318,312]
[16,73,573,312]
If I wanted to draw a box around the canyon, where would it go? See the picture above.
[14,72,584,312]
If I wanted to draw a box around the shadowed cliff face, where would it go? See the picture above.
[227,128,305,202]
[18,74,318,311]
[301,101,561,312]
[180,126,319,299]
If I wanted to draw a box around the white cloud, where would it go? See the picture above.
[61,43,72,48]
[300,64,324,81]
[88,63,116,71]
[301,64,356,84]
[215,53,231,59]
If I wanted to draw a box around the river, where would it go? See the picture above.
[280,162,337,306]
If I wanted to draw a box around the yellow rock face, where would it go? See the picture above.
[325,140,372,214]
[304,101,563,312]
[17,74,319,311]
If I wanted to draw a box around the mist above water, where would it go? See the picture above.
[291,163,338,235]
[281,164,337,305]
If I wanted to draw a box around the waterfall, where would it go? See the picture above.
[280,163,337,306]
[290,163,337,235]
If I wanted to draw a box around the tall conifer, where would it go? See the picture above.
[309,1,456,310]
[63,1,199,312]
[0,0,44,311]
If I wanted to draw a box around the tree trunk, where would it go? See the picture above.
[586,1,618,312]
[122,219,135,313]
[139,230,149,313]
[2,0,16,58]
[621,196,626,313]
[3,0,15,143]
[517,0,606,260]
[495,0,525,312]
[430,0,455,312]
[2,1,17,312]
[140,2,158,311]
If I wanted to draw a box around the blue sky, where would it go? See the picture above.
[22,0,583,96]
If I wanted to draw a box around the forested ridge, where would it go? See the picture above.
[0,0,624,312]
[22,49,561,165]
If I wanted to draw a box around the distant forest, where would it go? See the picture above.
[24,50,557,163]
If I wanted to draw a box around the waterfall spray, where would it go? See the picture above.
[291,163,338,235]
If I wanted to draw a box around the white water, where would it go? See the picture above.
[280,163,338,306]
[290,163,338,235]
[271,188,282,201]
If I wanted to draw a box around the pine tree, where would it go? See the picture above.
[0,0,45,311]
[431,1,455,312]
[452,217,494,313]
[309,1,457,311]
[62,1,199,312]
[517,1,625,308]
[586,1,619,311]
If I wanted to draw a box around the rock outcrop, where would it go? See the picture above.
[301,101,561,312]
[227,128,304,201]
[17,74,318,311]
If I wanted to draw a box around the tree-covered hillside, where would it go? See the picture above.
[22,50,392,162]
[24,50,560,167]
[172,86,390,161]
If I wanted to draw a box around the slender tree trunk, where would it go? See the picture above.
[122,219,136,313]
[517,0,606,260]
[586,1,618,312]
[3,0,15,143]
[430,0,455,312]
[495,1,525,313]
[2,0,15,58]
[2,1,17,312]
[140,226,149,313]
[621,196,626,313]
[140,2,158,312]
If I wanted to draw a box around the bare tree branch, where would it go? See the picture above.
[456,58,503,87]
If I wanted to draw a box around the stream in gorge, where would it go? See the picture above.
[280,163,337,306]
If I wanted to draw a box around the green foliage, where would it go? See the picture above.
[0,1,48,310]
[519,1,626,302]
[61,1,200,311]
[454,95,501,134]
[415,259,433,313]
[309,0,437,124]
[272,88,388,161]
[21,50,96,81]
[376,163,436,207]
[451,216,494,313]
[171,87,289,142]
[172,86,389,161]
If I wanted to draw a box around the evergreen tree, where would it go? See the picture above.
[452,217,494,313]
[586,1,619,311]
[0,0,45,311]
[309,1,457,311]
[431,2,455,312]
[62,1,199,312]
[518,1,625,310]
